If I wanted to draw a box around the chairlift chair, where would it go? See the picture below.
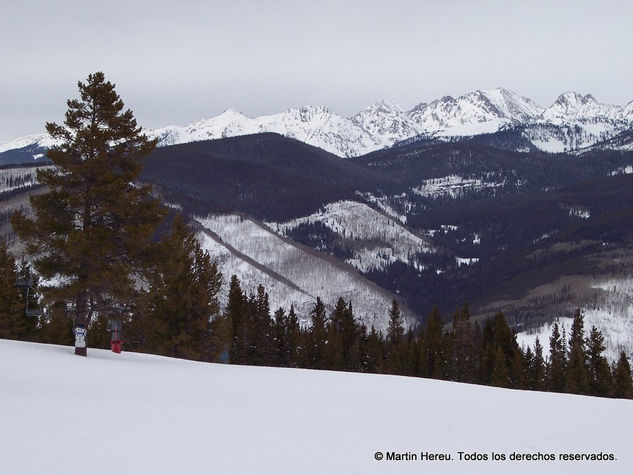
[15,267,42,318]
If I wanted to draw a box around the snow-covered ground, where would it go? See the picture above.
[517,278,633,362]
[609,165,633,176]
[196,214,416,332]
[2,339,632,475]
[270,200,432,273]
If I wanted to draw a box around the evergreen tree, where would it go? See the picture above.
[547,322,567,392]
[450,303,476,383]
[565,309,589,394]
[329,298,358,371]
[612,352,633,399]
[586,325,612,397]
[387,299,404,346]
[225,275,246,364]
[403,327,417,376]
[272,307,289,367]
[424,307,446,379]
[524,346,536,388]
[325,318,344,370]
[345,303,362,372]
[209,312,231,363]
[385,299,404,374]
[414,327,427,378]
[143,217,221,360]
[491,346,510,388]
[252,285,273,365]
[286,305,301,367]
[39,301,74,345]
[532,336,546,391]
[11,72,165,356]
[0,241,28,340]
[364,325,384,373]
[307,297,327,369]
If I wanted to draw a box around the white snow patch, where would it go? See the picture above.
[412,175,505,198]
[569,207,591,219]
[609,165,633,176]
[456,257,479,267]
[2,339,632,475]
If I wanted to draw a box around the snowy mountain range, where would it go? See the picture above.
[3,88,632,161]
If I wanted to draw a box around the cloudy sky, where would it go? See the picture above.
[1,0,632,142]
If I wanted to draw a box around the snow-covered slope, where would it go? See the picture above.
[196,214,416,332]
[517,277,633,362]
[520,92,633,152]
[270,200,432,273]
[540,92,625,123]
[2,339,632,475]
[0,133,57,154]
[408,88,543,136]
[351,100,425,147]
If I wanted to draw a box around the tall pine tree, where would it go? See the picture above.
[143,216,221,360]
[612,352,633,399]
[565,309,589,394]
[0,241,30,340]
[586,325,612,397]
[547,322,567,392]
[307,297,327,369]
[225,275,246,364]
[11,72,165,356]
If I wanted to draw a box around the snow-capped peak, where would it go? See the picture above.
[360,99,404,115]
[620,100,633,123]
[478,88,543,121]
[351,99,424,146]
[539,92,624,123]
[406,87,542,137]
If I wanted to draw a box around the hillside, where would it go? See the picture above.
[140,133,387,221]
[1,339,632,475]
[194,214,415,331]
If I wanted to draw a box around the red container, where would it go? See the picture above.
[111,340,122,354]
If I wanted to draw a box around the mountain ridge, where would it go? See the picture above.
[2,88,631,163]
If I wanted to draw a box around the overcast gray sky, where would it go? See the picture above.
[1,0,632,142]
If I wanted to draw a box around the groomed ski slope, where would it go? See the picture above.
[1,339,632,475]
